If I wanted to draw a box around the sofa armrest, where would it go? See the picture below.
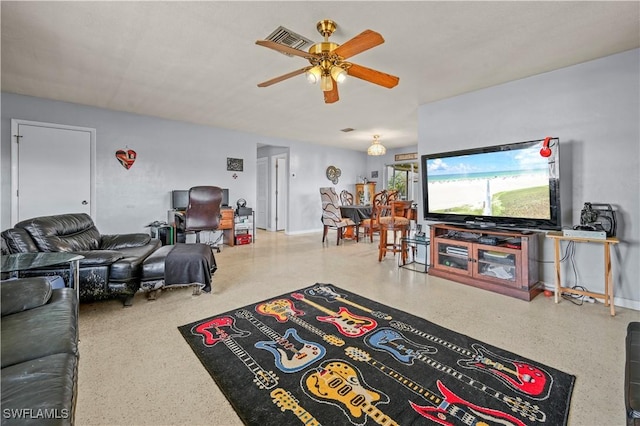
[1,277,52,316]
[100,233,152,250]
[74,250,124,266]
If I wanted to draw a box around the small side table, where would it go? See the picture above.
[546,232,619,316]
[399,236,430,273]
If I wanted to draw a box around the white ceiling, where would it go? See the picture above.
[2,1,639,152]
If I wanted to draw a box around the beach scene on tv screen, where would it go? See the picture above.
[426,147,551,219]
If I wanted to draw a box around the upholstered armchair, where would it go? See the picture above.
[320,187,357,245]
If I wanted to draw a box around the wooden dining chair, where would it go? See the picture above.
[359,190,390,242]
[377,199,413,261]
[320,187,358,245]
[339,189,354,206]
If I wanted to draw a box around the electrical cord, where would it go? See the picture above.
[559,241,594,305]
[537,241,593,305]
[204,231,224,253]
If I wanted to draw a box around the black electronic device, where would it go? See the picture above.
[171,190,189,210]
[580,202,617,237]
[221,188,229,207]
[173,188,229,209]
[478,236,499,246]
[236,198,252,216]
[421,137,561,230]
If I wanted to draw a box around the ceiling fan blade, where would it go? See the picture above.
[323,80,339,104]
[257,67,310,87]
[347,63,399,88]
[333,30,385,60]
[255,40,319,60]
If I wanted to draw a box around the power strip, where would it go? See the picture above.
[562,229,606,240]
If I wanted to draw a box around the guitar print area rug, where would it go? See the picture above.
[178,284,575,425]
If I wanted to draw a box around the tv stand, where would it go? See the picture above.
[429,223,542,301]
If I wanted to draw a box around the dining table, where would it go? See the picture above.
[339,204,373,241]
[339,204,372,226]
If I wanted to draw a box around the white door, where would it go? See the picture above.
[256,157,268,229]
[11,120,95,224]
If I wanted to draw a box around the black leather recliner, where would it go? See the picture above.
[627,321,640,426]
[1,276,78,425]
[1,213,161,306]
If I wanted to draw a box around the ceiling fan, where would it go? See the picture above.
[256,19,400,104]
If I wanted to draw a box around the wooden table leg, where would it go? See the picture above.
[554,239,562,304]
[378,228,387,261]
[604,242,615,316]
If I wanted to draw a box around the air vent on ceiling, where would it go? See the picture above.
[265,26,314,56]
[341,128,355,133]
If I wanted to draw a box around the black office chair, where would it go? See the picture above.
[177,186,223,244]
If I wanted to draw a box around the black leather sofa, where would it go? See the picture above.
[627,321,640,426]
[1,213,160,306]
[1,277,78,425]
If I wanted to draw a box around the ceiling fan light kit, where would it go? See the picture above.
[256,19,399,104]
[305,66,322,84]
[367,135,386,156]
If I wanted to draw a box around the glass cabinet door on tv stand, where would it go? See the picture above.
[434,240,473,277]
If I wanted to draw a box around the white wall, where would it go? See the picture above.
[417,49,640,308]
[256,142,369,234]
[1,93,367,235]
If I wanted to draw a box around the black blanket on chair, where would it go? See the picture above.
[165,243,215,291]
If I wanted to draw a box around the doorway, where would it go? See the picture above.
[256,157,268,229]
[11,119,96,224]
[272,154,287,231]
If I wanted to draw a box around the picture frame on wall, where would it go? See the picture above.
[227,158,243,172]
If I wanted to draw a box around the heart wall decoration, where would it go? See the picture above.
[115,149,137,170]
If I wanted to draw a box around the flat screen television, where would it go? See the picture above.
[171,190,189,210]
[171,188,229,210]
[421,138,561,230]
[221,188,229,207]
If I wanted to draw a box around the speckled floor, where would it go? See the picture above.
[76,230,639,425]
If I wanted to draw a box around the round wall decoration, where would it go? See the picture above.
[326,166,341,184]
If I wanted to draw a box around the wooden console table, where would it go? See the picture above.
[546,232,619,316]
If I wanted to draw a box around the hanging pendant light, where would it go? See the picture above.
[367,135,386,156]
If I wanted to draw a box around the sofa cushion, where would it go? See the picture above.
[1,228,39,254]
[1,289,77,368]
[16,213,100,252]
[100,233,151,250]
[1,353,76,425]
[1,278,52,317]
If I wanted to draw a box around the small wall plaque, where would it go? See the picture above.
[227,158,243,172]
[394,152,418,161]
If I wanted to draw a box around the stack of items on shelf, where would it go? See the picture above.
[234,201,253,245]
